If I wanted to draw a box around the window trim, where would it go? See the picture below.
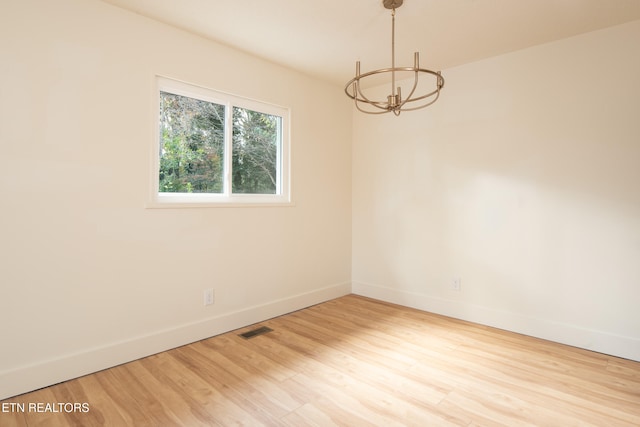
[148,76,291,208]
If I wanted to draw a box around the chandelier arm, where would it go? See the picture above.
[345,78,386,108]
[401,91,440,105]
[344,81,358,100]
[397,90,441,111]
[392,70,445,105]
[395,68,420,110]
[346,87,388,111]
[356,99,393,112]
[401,87,439,103]
[354,88,394,114]
[354,81,393,111]
[397,80,443,104]
[355,101,394,114]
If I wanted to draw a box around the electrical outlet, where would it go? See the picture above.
[451,277,462,292]
[204,288,215,306]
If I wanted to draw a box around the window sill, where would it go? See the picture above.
[146,193,294,209]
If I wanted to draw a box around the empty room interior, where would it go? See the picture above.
[1,0,639,425]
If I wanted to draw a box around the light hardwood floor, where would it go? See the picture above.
[1,295,639,426]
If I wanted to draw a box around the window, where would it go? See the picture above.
[151,77,290,206]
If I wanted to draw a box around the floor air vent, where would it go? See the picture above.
[239,326,273,339]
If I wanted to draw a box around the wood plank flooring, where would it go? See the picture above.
[1,295,639,426]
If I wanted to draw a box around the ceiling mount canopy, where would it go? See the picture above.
[383,0,404,9]
[345,0,444,115]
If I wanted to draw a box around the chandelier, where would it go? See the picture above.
[344,0,444,115]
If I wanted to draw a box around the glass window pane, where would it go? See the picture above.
[232,107,280,194]
[158,91,225,193]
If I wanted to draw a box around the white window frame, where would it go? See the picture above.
[149,76,291,208]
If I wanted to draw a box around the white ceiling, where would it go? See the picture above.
[100,0,640,86]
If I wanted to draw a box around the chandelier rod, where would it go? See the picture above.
[391,7,396,104]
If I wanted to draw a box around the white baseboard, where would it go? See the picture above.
[0,282,351,400]
[352,281,640,362]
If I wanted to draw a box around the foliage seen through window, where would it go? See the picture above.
[158,90,282,197]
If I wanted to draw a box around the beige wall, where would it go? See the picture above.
[353,20,640,361]
[0,0,352,399]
